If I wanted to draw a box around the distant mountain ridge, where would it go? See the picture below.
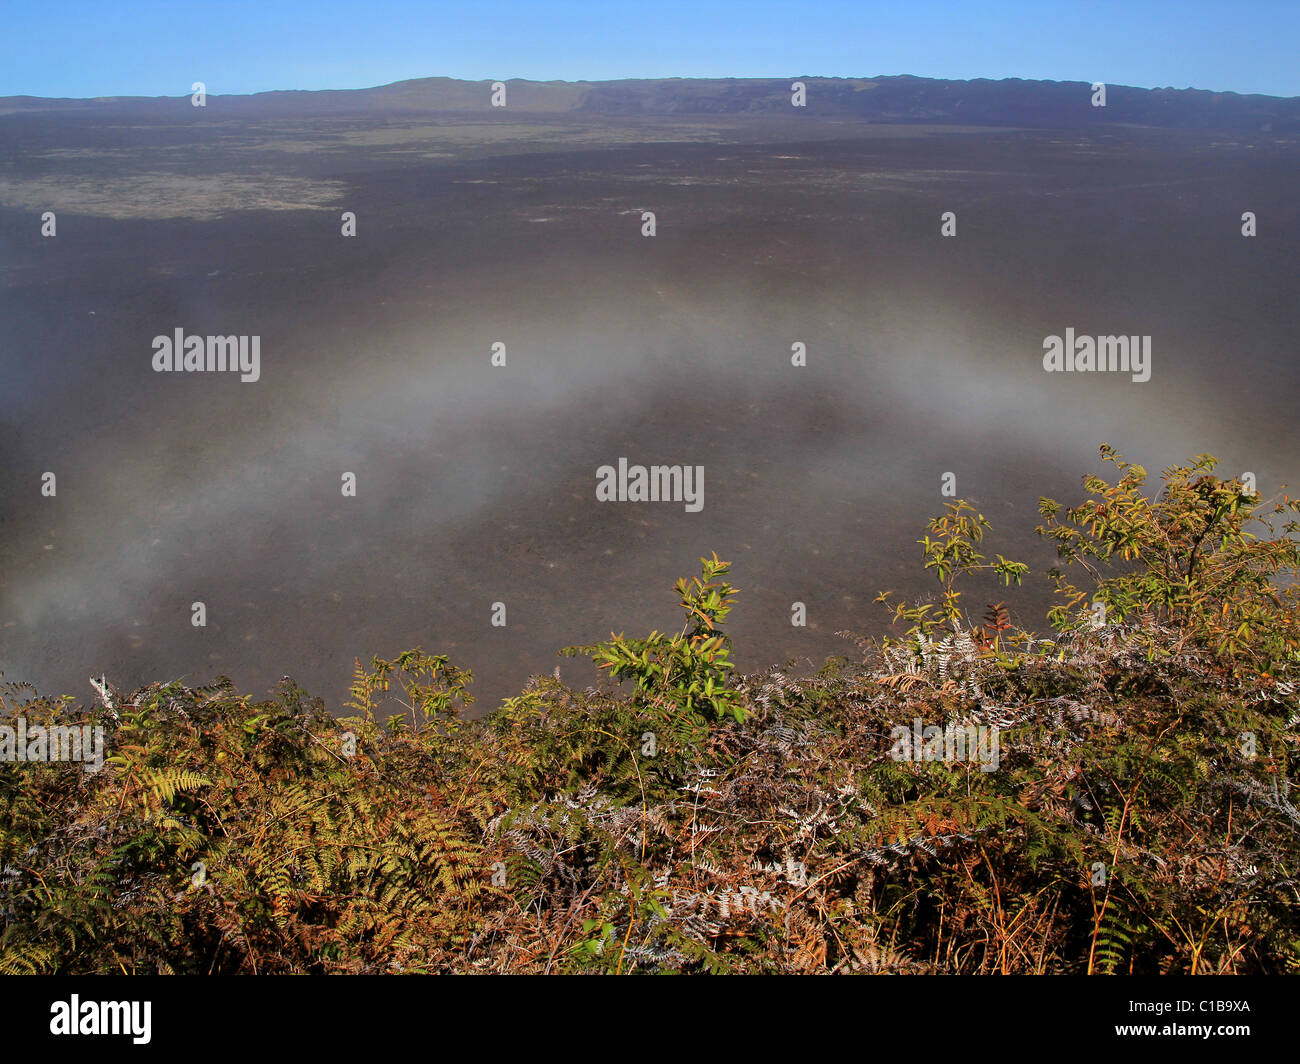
[2,74,1296,131]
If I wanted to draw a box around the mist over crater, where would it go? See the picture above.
[2,75,1297,710]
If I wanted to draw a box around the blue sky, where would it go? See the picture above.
[3,0,1296,98]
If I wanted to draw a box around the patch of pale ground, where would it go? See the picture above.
[224,121,738,155]
[619,167,1036,188]
[0,172,346,220]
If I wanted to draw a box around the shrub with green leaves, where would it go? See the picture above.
[875,499,1029,654]
[1037,444,1300,680]
[562,552,746,733]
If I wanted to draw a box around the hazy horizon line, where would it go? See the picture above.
[5,72,1298,105]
